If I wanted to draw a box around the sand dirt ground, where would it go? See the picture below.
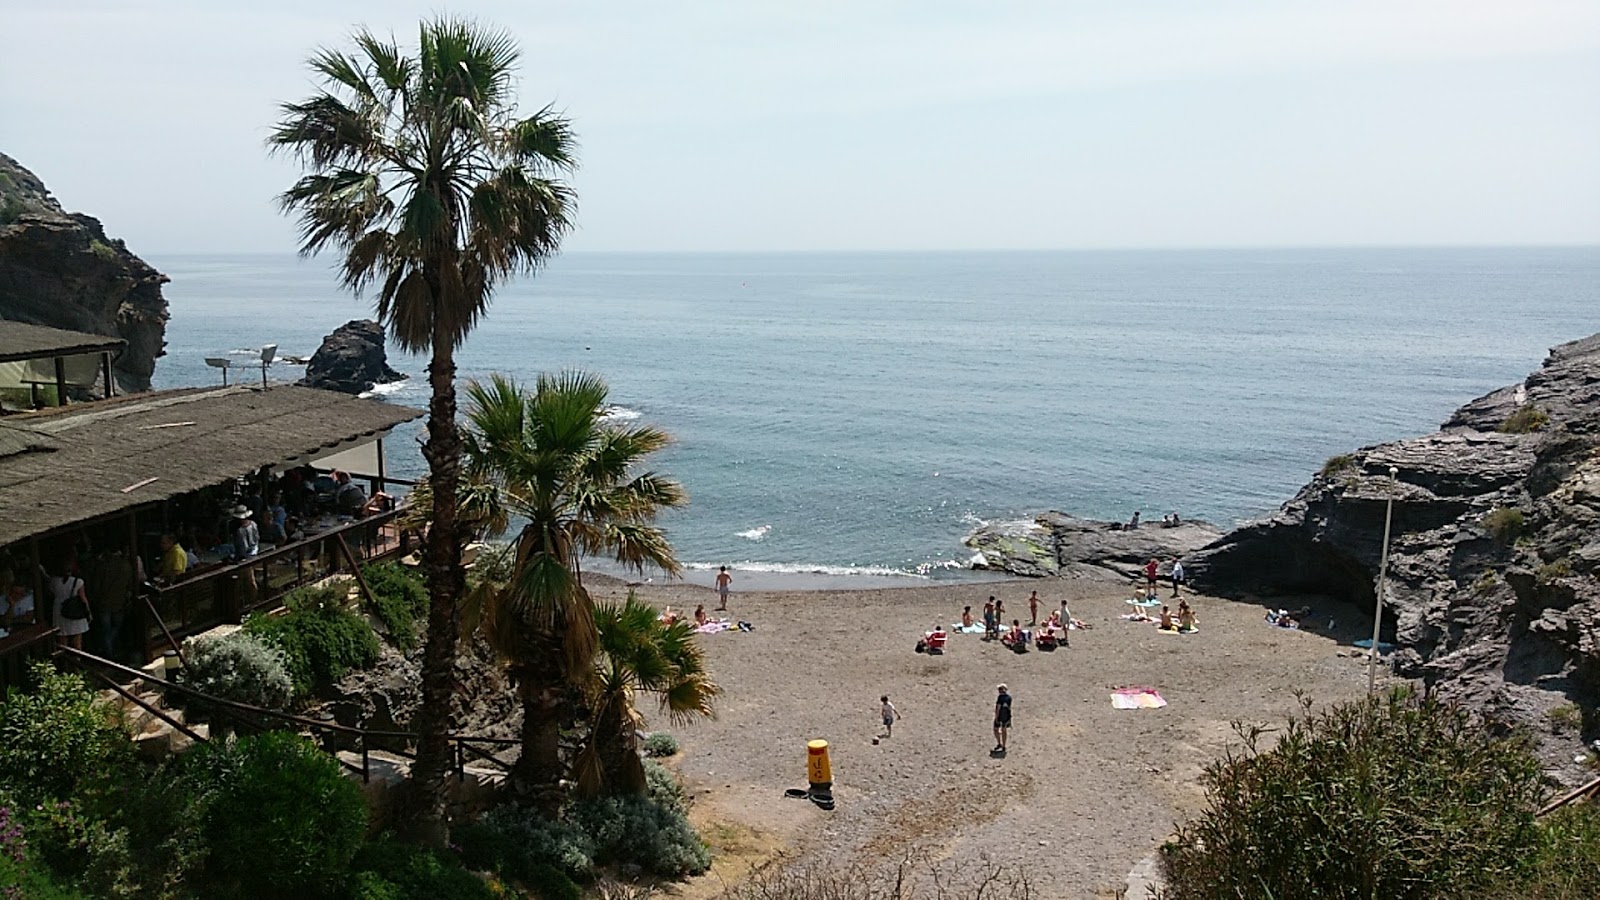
[588,575,1383,899]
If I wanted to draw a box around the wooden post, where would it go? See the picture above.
[335,533,378,610]
[27,538,43,621]
[53,357,67,406]
[101,352,114,399]
[375,438,387,494]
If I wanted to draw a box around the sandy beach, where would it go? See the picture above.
[586,575,1380,898]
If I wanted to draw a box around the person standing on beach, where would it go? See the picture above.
[880,695,900,738]
[1170,559,1186,597]
[1027,590,1040,625]
[983,598,998,639]
[715,566,732,611]
[992,684,1012,753]
[1144,558,1159,591]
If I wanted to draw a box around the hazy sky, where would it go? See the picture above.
[3,1,1599,253]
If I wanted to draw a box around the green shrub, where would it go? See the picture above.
[455,804,594,883]
[179,732,367,898]
[1514,801,1600,899]
[1546,703,1582,734]
[642,732,679,758]
[569,793,711,878]
[1159,687,1545,900]
[180,631,295,709]
[644,758,686,812]
[1535,558,1573,585]
[20,798,139,898]
[0,663,131,803]
[0,805,90,899]
[361,563,429,651]
[1483,507,1527,546]
[1500,405,1551,434]
[347,834,497,900]
[245,585,380,698]
[1319,453,1358,478]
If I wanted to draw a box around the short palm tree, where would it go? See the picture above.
[461,372,686,805]
[269,18,576,836]
[575,592,719,795]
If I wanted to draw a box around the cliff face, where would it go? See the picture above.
[0,152,169,392]
[1190,334,1600,780]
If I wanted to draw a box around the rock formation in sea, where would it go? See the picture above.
[966,513,1223,581]
[0,152,170,392]
[300,319,407,395]
[1188,334,1600,781]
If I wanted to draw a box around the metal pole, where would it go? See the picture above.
[1368,466,1399,693]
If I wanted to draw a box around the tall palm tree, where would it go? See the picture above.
[461,372,686,805]
[269,19,577,837]
[575,591,719,796]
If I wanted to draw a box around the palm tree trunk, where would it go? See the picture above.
[512,668,567,810]
[408,331,466,844]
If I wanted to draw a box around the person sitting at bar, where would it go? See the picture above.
[229,506,260,560]
[263,491,288,543]
[158,533,188,581]
[358,491,394,519]
[4,580,35,626]
[334,472,368,515]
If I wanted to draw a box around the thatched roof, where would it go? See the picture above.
[0,320,125,363]
[0,384,421,545]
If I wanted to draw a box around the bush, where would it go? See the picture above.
[361,563,429,651]
[179,732,367,898]
[0,663,131,804]
[20,798,139,898]
[1514,802,1600,899]
[643,732,679,758]
[0,804,90,899]
[569,793,711,878]
[1500,405,1551,434]
[1319,453,1358,478]
[1535,558,1573,585]
[244,585,380,698]
[454,805,591,894]
[1159,688,1546,900]
[1483,507,1527,546]
[180,631,295,709]
[347,834,497,900]
[644,758,686,812]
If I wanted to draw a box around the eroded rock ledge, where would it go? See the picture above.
[966,513,1222,582]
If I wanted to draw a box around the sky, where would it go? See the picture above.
[2,0,1599,254]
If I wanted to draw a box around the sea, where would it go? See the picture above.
[150,247,1599,588]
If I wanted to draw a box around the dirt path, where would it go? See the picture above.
[590,577,1377,898]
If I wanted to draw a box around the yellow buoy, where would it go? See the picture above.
[807,739,833,789]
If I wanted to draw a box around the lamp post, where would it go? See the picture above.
[1368,465,1400,694]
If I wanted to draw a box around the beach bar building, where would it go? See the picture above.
[0,320,126,408]
[0,375,422,687]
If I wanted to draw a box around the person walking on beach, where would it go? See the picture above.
[1027,590,1040,625]
[992,684,1012,753]
[1170,559,1186,597]
[880,695,900,738]
[715,566,732,611]
[983,597,998,639]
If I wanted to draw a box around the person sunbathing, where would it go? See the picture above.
[661,605,678,625]
[961,606,974,629]
[1001,620,1026,647]
[694,604,709,627]
[1178,601,1197,632]
[1159,605,1176,630]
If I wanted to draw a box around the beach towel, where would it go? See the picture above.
[1353,639,1394,652]
[694,620,734,634]
[1111,687,1167,710]
[950,624,986,634]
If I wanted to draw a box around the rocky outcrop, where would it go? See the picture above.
[0,152,169,392]
[1189,334,1600,783]
[967,513,1223,581]
[300,319,406,394]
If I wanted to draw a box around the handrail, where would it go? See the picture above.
[83,667,210,748]
[147,506,405,597]
[140,593,187,667]
[55,645,518,747]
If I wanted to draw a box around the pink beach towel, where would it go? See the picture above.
[1111,687,1167,710]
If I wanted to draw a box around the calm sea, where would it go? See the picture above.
[150,248,1599,587]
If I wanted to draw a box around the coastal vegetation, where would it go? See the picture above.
[244,585,382,701]
[455,372,689,804]
[1482,506,1526,545]
[1319,453,1357,478]
[271,17,578,836]
[1500,404,1551,433]
[1158,687,1600,900]
[361,561,431,651]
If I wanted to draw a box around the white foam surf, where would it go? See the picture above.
[735,525,772,541]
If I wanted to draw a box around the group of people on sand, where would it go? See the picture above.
[938,590,1087,655]
[1157,598,1199,633]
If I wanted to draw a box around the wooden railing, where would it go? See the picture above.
[138,507,408,658]
[56,646,517,783]
[0,624,60,693]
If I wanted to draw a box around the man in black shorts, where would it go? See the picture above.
[993,684,1012,753]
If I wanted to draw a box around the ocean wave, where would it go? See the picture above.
[601,405,642,421]
[359,380,411,398]
[735,525,771,541]
[684,560,932,579]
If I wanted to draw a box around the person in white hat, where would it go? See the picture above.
[230,505,260,560]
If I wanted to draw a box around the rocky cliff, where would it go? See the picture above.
[301,319,406,395]
[0,152,170,392]
[1189,334,1600,780]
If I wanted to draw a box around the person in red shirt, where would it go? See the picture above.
[1144,557,1159,589]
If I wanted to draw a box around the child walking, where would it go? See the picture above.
[880,695,900,738]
